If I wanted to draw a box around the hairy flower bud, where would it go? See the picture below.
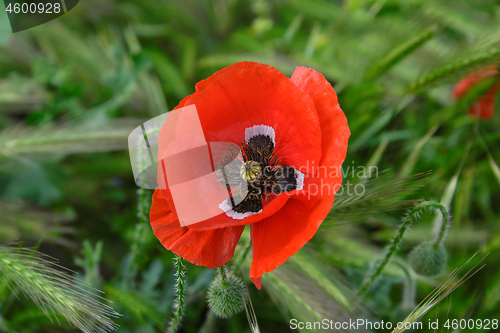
[207,273,247,318]
[409,242,447,277]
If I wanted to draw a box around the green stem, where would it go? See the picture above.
[231,237,252,274]
[409,47,500,92]
[167,255,187,333]
[122,140,151,288]
[364,24,440,82]
[432,202,450,249]
[199,310,217,333]
[358,200,447,296]
[218,265,229,287]
[394,261,416,310]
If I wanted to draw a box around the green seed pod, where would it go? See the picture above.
[240,161,262,182]
[207,273,247,318]
[408,242,447,277]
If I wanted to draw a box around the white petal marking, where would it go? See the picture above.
[294,169,305,191]
[245,124,276,145]
[219,199,262,220]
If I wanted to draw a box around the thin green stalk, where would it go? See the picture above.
[122,140,152,288]
[432,203,450,248]
[167,255,187,333]
[199,310,216,333]
[394,261,416,311]
[400,125,439,177]
[364,24,441,81]
[266,271,324,323]
[218,265,229,287]
[231,238,252,275]
[359,200,447,295]
[392,253,486,333]
[409,48,500,92]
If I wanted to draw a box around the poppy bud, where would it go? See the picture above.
[207,272,247,318]
[408,242,447,277]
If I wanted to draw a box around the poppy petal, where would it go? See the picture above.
[291,66,350,207]
[453,68,498,99]
[150,189,245,268]
[249,195,334,289]
[186,65,322,176]
[155,64,323,230]
[150,189,188,248]
[469,85,499,119]
[248,67,350,289]
[195,62,280,92]
[169,225,245,268]
[155,64,321,230]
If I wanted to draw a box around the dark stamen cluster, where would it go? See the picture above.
[215,134,299,214]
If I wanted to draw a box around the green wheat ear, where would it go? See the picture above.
[0,246,120,332]
[392,252,486,333]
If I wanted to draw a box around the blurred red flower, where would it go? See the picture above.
[453,66,499,119]
[149,62,350,289]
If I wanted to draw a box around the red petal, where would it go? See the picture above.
[188,192,290,231]
[469,85,498,119]
[169,225,245,268]
[156,63,320,230]
[150,189,245,268]
[186,64,322,175]
[453,75,481,99]
[291,66,350,207]
[251,276,262,290]
[195,62,279,92]
[248,67,350,288]
[249,195,334,289]
[150,189,187,248]
[453,67,498,99]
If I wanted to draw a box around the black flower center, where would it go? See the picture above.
[215,130,302,216]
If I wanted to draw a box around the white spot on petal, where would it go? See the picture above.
[245,125,275,146]
[295,169,304,191]
[219,199,262,220]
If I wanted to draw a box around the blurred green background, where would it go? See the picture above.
[1,0,500,332]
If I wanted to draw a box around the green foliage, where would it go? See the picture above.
[0,119,142,158]
[364,24,442,82]
[0,0,499,332]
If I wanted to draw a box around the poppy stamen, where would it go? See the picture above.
[217,125,305,218]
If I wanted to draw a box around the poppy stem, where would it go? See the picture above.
[432,202,450,248]
[231,237,252,275]
[218,265,229,287]
[358,200,447,296]
[123,142,152,288]
[167,255,187,333]
[199,309,217,333]
[394,260,416,311]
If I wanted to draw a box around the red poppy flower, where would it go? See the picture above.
[149,62,350,289]
[452,66,499,119]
